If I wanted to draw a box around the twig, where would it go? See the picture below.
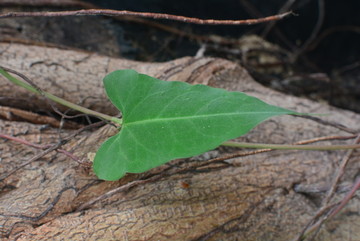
[77,176,160,211]
[77,133,359,211]
[0,9,293,25]
[307,26,360,52]
[239,0,296,50]
[77,156,221,211]
[206,134,358,165]
[293,134,360,240]
[0,106,82,129]
[296,115,358,134]
[0,141,64,180]
[0,37,85,51]
[222,141,360,150]
[291,0,325,62]
[335,61,360,75]
[327,176,360,220]
[0,133,46,149]
[0,121,105,181]
[292,202,340,241]
[0,133,80,162]
[0,0,98,8]
[299,178,360,241]
[295,135,357,145]
[323,134,360,204]
[262,0,297,37]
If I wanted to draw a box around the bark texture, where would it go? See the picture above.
[0,43,359,240]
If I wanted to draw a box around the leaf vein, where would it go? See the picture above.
[124,111,288,126]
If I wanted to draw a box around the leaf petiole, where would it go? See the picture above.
[0,67,122,124]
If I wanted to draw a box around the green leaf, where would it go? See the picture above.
[93,69,297,181]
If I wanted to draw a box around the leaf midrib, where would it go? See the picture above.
[124,111,289,126]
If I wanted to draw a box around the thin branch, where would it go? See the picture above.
[0,141,64,180]
[239,0,296,50]
[77,133,360,211]
[77,176,159,211]
[205,134,358,166]
[221,141,360,151]
[293,134,360,240]
[291,0,325,62]
[327,176,360,220]
[0,133,47,149]
[0,121,104,180]
[0,9,293,25]
[0,133,80,162]
[296,115,359,134]
[307,26,360,52]
[294,134,358,145]
[262,0,297,37]
[77,156,223,211]
[291,202,339,241]
[323,134,360,204]
[0,106,82,129]
[0,0,98,8]
[299,184,360,241]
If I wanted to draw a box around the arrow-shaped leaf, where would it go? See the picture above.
[93,69,297,180]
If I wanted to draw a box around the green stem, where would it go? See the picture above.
[2,67,360,152]
[0,67,122,125]
[222,141,360,150]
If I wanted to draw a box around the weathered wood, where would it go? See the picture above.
[0,43,359,240]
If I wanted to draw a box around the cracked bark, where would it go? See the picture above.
[0,43,359,240]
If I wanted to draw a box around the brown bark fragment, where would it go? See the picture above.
[0,106,82,129]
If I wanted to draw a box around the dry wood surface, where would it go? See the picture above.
[0,43,359,240]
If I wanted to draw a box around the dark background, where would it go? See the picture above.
[86,0,359,71]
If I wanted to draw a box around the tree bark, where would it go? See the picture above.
[0,43,359,240]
